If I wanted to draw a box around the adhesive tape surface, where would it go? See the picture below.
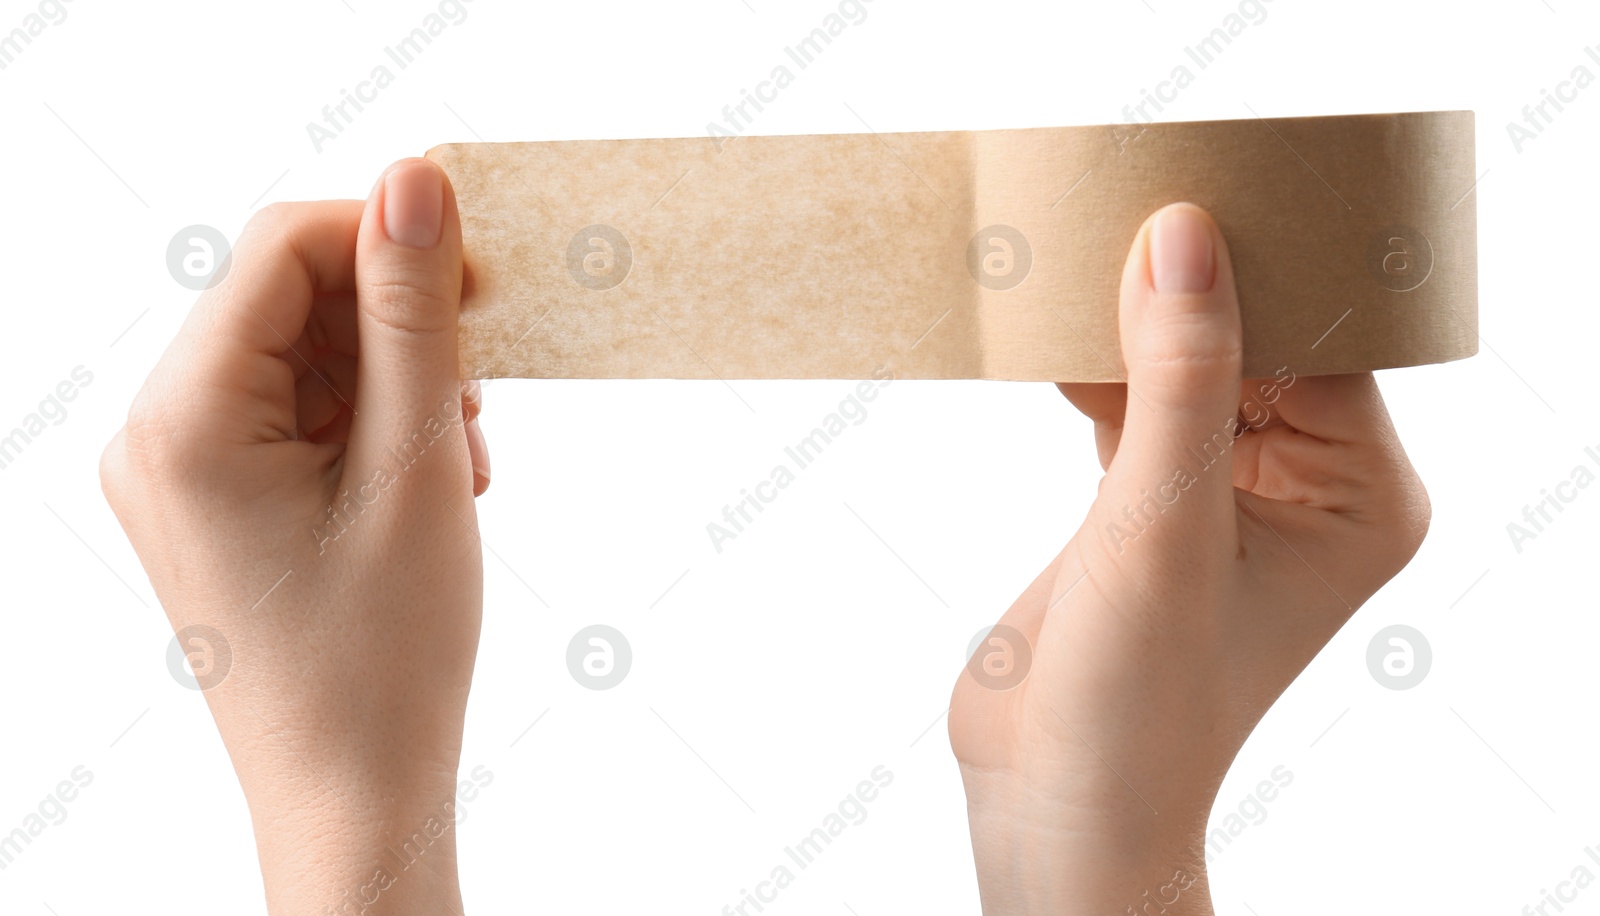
[427,110,1477,381]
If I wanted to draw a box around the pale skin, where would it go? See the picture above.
[102,159,487,915]
[103,159,1426,912]
[948,203,1429,913]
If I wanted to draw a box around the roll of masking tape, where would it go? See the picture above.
[427,110,1477,381]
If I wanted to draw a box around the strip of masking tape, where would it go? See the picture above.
[426,110,1477,381]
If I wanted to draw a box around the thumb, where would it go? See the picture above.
[1093,202,1242,555]
[346,158,469,488]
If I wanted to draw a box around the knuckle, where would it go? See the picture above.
[123,417,198,472]
[360,272,458,336]
[246,201,299,238]
[240,202,320,266]
[1391,471,1432,560]
[1130,317,1242,390]
[1354,466,1431,581]
[98,432,126,506]
[242,204,286,243]
[120,394,205,478]
[1135,322,1242,367]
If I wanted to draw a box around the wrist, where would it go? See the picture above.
[960,764,1212,916]
[200,669,472,913]
[249,778,465,915]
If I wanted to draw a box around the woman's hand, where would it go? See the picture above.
[949,203,1430,914]
[101,159,487,915]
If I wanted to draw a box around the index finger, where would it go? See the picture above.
[1057,381,1128,471]
[180,200,364,368]
[1244,370,1396,448]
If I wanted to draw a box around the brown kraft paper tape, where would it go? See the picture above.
[426,110,1477,381]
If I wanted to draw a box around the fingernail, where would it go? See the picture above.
[1149,204,1215,294]
[383,161,444,249]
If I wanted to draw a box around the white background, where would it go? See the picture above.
[2,0,1597,913]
